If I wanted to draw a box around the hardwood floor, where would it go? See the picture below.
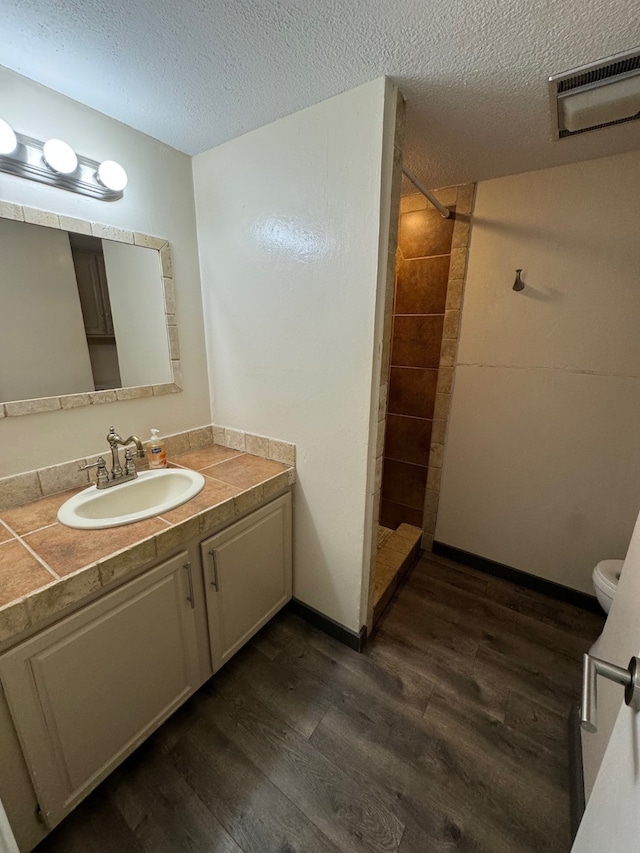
[36,553,604,853]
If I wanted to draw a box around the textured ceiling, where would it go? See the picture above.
[2,0,640,187]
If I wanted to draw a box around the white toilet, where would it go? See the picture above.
[592,559,623,614]
[590,559,623,655]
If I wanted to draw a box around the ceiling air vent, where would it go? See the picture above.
[549,48,640,139]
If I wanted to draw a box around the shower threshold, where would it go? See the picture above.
[373,523,422,626]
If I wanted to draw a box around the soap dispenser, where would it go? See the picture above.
[147,428,167,469]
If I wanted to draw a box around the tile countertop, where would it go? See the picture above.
[0,445,295,645]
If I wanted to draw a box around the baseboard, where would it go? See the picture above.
[432,541,602,614]
[287,599,367,652]
[568,705,586,839]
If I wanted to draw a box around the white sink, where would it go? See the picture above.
[57,468,206,529]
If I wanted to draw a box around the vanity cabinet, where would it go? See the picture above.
[202,493,292,669]
[0,492,292,847]
[0,550,201,827]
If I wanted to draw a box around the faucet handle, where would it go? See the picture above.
[124,448,138,476]
[79,457,109,488]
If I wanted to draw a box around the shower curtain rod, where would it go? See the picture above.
[402,167,451,219]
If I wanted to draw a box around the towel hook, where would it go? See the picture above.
[513,269,525,292]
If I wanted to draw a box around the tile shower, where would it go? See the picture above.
[372,184,475,623]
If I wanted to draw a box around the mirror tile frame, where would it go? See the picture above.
[0,199,182,417]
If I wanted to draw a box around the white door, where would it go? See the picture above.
[572,508,640,852]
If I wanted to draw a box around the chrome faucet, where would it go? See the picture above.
[106,426,145,479]
[80,426,146,489]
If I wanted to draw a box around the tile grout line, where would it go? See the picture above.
[0,519,16,546]
[170,450,245,472]
[0,520,60,580]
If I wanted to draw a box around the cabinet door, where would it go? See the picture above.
[0,552,200,828]
[202,493,292,670]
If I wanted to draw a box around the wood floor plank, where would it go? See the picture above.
[419,557,491,594]
[35,794,146,853]
[364,621,476,708]
[215,641,330,738]
[377,597,478,660]
[169,717,341,853]
[273,631,433,727]
[249,611,298,660]
[474,644,578,717]
[311,702,563,853]
[504,690,571,753]
[108,745,243,853]
[403,563,601,661]
[485,575,604,640]
[283,614,434,717]
[195,678,406,853]
[476,621,583,698]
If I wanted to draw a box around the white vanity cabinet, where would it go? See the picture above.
[0,550,201,828]
[0,492,293,849]
[202,493,292,669]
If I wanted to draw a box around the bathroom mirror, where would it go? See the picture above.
[0,203,181,416]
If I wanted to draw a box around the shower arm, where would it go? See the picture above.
[402,167,451,219]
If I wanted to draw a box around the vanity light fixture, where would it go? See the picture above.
[43,138,78,174]
[0,121,127,201]
[0,118,17,155]
[97,159,128,192]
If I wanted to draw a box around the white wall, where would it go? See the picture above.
[437,150,640,593]
[0,66,210,476]
[0,219,94,400]
[102,240,172,387]
[193,78,396,632]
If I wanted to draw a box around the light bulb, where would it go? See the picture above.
[97,160,127,192]
[43,138,78,174]
[0,119,17,155]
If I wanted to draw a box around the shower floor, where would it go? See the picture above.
[373,523,422,625]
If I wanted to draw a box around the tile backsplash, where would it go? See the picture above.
[0,424,296,511]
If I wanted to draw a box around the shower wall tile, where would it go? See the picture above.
[429,443,445,469]
[398,208,455,259]
[379,499,424,530]
[388,367,438,419]
[381,459,428,510]
[431,187,459,208]
[452,215,471,249]
[449,247,468,279]
[431,419,447,444]
[425,489,440,514]
[391,315,444,368]
[436,367,453,395]
[434,392,451,420]
[440,339,457,367]
[445,279,464,311]
[395,256,450,314]
[427,466,442,492]
[456,183,476,215]
[384,414,432,466]
[443,310,461,339]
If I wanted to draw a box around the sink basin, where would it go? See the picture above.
[57,468,206,529]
